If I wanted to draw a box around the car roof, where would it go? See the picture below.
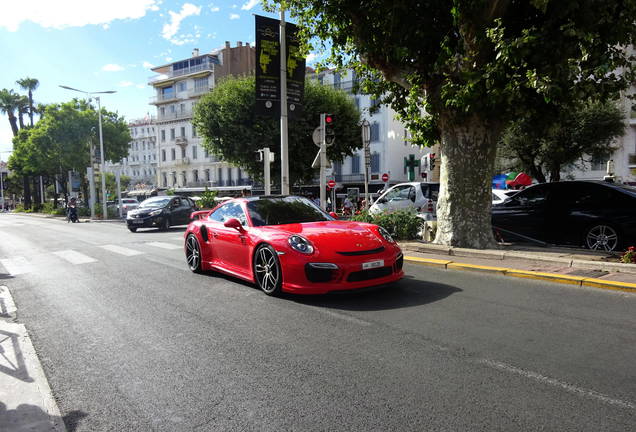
[520,180,636,197]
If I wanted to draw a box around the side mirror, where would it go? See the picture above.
[224,218,245,232]
[329,211,339,219]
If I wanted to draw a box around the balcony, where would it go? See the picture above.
[177,157,190,165]
[175,136,188,147]
[148,61,216,84]
[157,110,193,122]
[188,86,212,98]
[149,93,179,105]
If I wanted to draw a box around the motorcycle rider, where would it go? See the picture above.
[67,197,79,223]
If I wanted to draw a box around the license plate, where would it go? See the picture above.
[362,259,384,270]
[133,219,144,224]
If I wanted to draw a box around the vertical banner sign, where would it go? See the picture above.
[285,21,306,119]
[255,15,281,117]
[70,171,81,192]
[255,15,306,118]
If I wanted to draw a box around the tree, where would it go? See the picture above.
[16,77,39,127]
[499,100,626,183]
[274,0,636,248]
[193,76,361,185]
[105,172,131,198]
[0,89,21,136]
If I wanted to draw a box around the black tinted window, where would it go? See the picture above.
[512,185,549,207]
[420,183,440,200]
[208,202,246,225]
[247,197,332,226]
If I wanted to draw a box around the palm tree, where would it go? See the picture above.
[16,77,39,127]
[0,88,21,136]
[16,95,30,130]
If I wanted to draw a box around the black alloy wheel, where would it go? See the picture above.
[128,227,137,233]
[585,224,619,252]
[161,216,170,231]
[253,244,282,296]
[186,234,203,273]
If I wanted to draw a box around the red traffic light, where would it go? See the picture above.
[325,115,334,124]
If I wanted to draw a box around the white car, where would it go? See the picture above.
[492,189,518,205]
[118,198,140,215]
[370,182,440,218]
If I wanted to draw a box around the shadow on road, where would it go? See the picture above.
[0,402,87,432]
[288,276,462,311]
[127,227,188,234]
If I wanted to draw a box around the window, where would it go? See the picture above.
[181,171,187,184]
[193,169,199,182]
[371,152,380,173]
[180,126,186,137]
[172,172,177,185]
[192,125,197,137]
[591,154,610,171]
[333,161,342,174]
[179,103,185,114]
[208,202,247,225]
[354,97,360,110]
[192,146,197,159]
[333,72,341,89]
[170,129,175,140]
[205,169,210,181]
[227,167,233,185]
[181,147,186,158]
[370,122,380,142]
[351,154,360,174]
[385,185,415,202]
[178,82,186,92]
[161,86,174,99]
[512,185,549,207]
[171,148,176,160]
[194,77,208,91]
[160,107,165,117]
[160,130,165,142]
[169,105,175,113]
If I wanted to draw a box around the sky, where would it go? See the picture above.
[0,0,320,162]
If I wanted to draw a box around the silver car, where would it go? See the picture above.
[370,182,440,218]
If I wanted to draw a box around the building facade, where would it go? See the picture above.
[313,70,436,199]
[149,43,255,190]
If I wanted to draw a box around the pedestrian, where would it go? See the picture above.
[343,197,353,216]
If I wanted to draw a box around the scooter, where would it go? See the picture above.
[67,205,79,223]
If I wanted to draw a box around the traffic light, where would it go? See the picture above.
[429,153,436,171]
[325,114,335,145]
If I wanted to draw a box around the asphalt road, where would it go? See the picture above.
[0,213,634,431]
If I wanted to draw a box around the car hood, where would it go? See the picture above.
[258,221,384,252]
[128,207,163,217]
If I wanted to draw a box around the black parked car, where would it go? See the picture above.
[126,196,196,232]
[491,181,636,252]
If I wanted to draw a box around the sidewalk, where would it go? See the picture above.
[0,286,66,432]
[400,241,636,293]
[11,212,124,224]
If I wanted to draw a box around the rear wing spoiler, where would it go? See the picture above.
[190,210,212,220]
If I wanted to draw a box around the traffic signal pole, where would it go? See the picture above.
[279,8,290,195]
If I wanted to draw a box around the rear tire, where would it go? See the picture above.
[185,234,203,273]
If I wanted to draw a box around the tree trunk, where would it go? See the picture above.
[23,176,31,209]
[549,166,561,182]
[8,114,18,136]
[434,115,500,249]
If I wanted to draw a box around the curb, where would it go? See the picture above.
[404,256,636,294]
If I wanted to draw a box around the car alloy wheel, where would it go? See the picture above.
[186,234,202,273]
[585,224,619,252]
[253,244,282,295]
[161,217,170,231]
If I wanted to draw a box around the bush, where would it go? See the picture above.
[198,188,218,209]
[620,246,636,264]
[351,210,423,240]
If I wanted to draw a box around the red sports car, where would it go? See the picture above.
[184,196,404,295]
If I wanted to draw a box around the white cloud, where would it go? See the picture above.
[162,3,202,45]
[0,0,159,32]
[209,4,220,12]
[229,13,240,20]
[143,61,155,69]
[102,64,125,72]
[241,0,260,10]
[118,81,134,87]
[165,57,173,62]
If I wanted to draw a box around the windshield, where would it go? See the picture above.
[139,197,171,208]
[247,196,333,226]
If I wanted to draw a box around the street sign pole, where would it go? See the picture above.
[361,120,371,210]
[0,171,5,210]
[264,147,271,195]
[280,8,289,195]
[319,113,327,210]
[116,168,122,219]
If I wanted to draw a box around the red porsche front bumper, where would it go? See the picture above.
[279,249,404,295]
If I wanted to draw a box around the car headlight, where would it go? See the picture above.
[149,209,163,216]
[378,226,396,243]
[288,235,314,254]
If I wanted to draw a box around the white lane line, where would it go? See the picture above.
[477,358,635,410]
[52,250,97,265]
[146,242,182,250]
[99,244,143,256]
[0,257,33,275]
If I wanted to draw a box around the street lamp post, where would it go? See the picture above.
[59,85,116,220]
[361,119,371,210]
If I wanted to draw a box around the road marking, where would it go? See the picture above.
[99,245,143,256]
[146,242,182,250]
[52,250,97,265]
[0,257,33,275]
[477,358,635,410]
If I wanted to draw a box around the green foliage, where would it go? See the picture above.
[104,172,132,199]
[352,210,422,240]
[621,246,636,264]
[198,188,218,209]
[166,188,175,196]
[193,75,361,185]
[499,100,626,182]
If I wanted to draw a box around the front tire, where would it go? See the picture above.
[161,217,170,231]
[585,224,620,252]
[186,234,203,273]
[128,227,137,233]
[253,244,282,296]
